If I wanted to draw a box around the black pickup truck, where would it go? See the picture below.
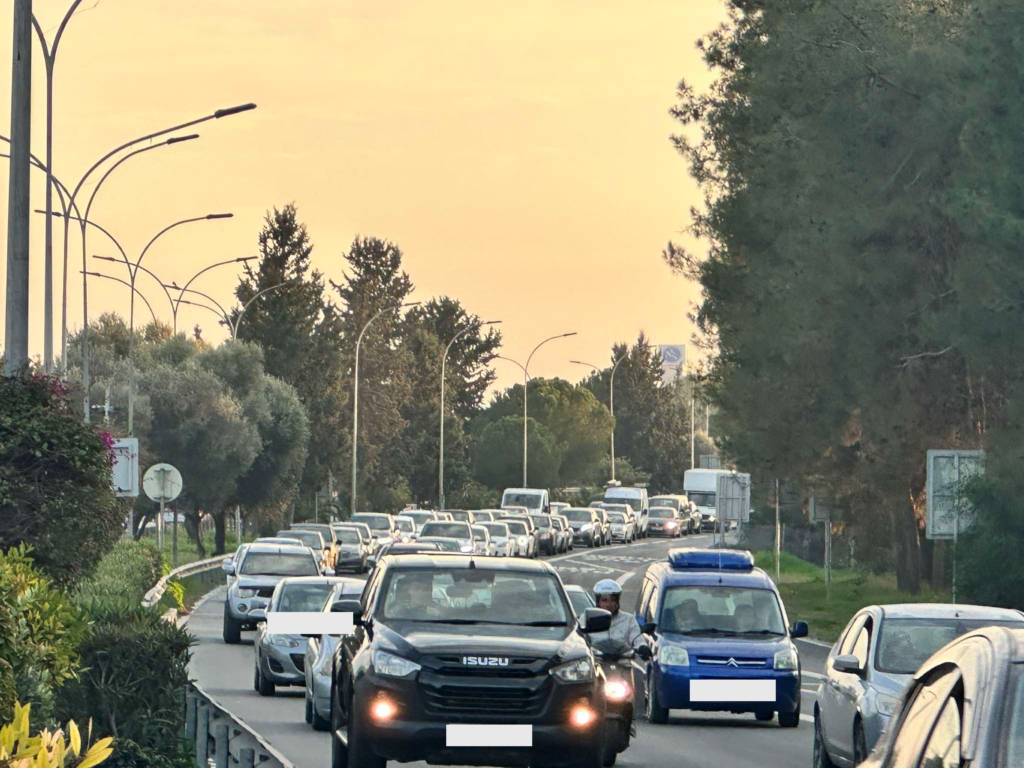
[325,555,613,768]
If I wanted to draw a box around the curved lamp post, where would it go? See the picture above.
[230,280,301,340]
[570,355,627,482]
[522,333,577,486]
[351,301,421,516]
[438,320,501,509]
[81,270,157,324]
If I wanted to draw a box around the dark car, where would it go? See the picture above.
[326,555,613,768]
[858,625,1024,768]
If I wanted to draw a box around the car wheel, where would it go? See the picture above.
[330,680,346,768]
[853,720,868,761]
[223,607,241,644]
[253,662,260,692]
[305,689,313,724]
[256,659,275,697]
[312,694,331,732]
[779,701,800,728]
[346,685,386,768]
[814,711,839,768]
[587,534,594,549]
[566,724,606,768]
[755,709,774,722]
[647,680,669,724]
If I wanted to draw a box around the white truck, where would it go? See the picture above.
[500,487,550,514]
[683,468,740,533]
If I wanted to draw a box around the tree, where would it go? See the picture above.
[235,204,348,498]
[471,416,564,490]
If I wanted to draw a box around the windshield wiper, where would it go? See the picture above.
[520,620,568,627]
[670,628,734,636]
[735,630,785,636]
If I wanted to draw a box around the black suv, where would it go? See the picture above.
[327,555,612,768]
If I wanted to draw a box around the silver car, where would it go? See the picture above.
[403,510,438,535]
[333,522,373,556]
[815,602,1024,766]
[222,543,327,644]
[223,543,250,586]
[303,579,366,729]
[252,576,347,695]
[470,525,495,556]
[604,509,635,543]
[419,520,475,553]
[481,522,515,557]
[350,513,397,551]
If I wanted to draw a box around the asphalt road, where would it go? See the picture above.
[189,533,827,768]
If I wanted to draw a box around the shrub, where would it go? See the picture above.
[0,701,113,768]
[0,660,15,720]
[102,738,194,768]
[76,541,163,609]
[0,545,88,727]
[58,604,194,754]
[0,374,126,586]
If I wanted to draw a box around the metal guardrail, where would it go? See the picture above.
[142,555,226,609]
[186,682,294,768]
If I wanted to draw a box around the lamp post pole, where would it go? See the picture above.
[439,320,500,509]
[351,302,420,516]
[522,333,577,486]
[569,353,625,482]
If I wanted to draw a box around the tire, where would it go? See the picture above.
[256,658,276,697]
[305,689,314,724]
[223,607,241,644]
[647,680,669,725]
[346,686,386,768]
[602,720,628,767]
[253,663,260,692]
[853,720,868,762]
[312,696,331,732]
[331,681,345,768]
[779,702,800,729]
[814,712,839,768]
[755,709,774,722]
[588,534,595,549]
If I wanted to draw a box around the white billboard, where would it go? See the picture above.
[925,450,984,540]
[110,438,139,498]
[658,344,686,384]
[717,472,751,522]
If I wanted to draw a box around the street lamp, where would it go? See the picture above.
[439,320,501,509]
[80,271,157,325]
[230,280,300,340]
[570,355,627,482]
[522,333,577,486]
[351,301,421,516]
[166,255,255,334]
[163,284,230,325]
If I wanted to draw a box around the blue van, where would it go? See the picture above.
[636,548,808,727]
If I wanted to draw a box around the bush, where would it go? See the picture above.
[103,738,194,768]
[0,545,88,727]
[58,604,194,754]
[76,541,163,609]
[0,701,114,768]
[0,374,126,586]
[958,475,1024,609]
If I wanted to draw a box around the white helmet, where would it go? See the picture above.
[594,579,622,597]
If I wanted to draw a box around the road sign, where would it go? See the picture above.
[926,450,984,540]
[110,438,139,497]
[809,496,831,523]
[144,463,183,503]
[657,345,686,384]
[717,472,751,522]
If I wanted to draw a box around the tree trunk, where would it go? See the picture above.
[185,511,205,558]
[892,498,921,594]
[214,511,227,555]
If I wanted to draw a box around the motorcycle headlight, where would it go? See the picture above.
[269,634,300,649]
[659,646,690,667]
[236,588,257,599]
[551,658,593,682]
[373,650,421,678]
[605,679,631,701]
[876,693,899,717]
[773,646,799,671]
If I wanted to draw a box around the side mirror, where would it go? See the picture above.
[791,621,809,639]
[321,566,333,576]
[332,599,364,626]
[222,562,235,575]
[637,645,654,661]
[249,609,267,622]
[641,622,657,636]
[832,654,864,676]
[580,607,613,634]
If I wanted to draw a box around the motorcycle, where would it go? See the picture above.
[596,646,651,767]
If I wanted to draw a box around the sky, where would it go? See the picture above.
[0,0,727,391]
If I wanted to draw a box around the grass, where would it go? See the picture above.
[754,551,953,643]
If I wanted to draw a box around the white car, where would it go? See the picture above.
[402,510,438,535]
[604,510,636,543]
[481,522,516,557]
[502,519,536,558]
[470,525,496,556]
[392,515,417,543]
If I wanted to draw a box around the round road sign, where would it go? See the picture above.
[143,463,183,503]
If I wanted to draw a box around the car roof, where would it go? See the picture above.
[563,583,587,593]
[246,542,317,555]
[652,561,777,590]
[277,576,350,586]
[352,512,390,518]
[292,523,330,529]
[382,554,557,573]
[878,603,1024,621]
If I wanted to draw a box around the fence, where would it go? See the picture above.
[186,683,293,768]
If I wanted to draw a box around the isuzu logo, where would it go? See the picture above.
[462,656,509,666]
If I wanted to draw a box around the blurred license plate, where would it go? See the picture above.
[690,679,775,702]
[446,724,532,747]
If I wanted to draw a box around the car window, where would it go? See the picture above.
[852,625,871,668]
[636,578,654,616]
[333,529,362,546]
[505,521,527,536]
[841,615,869,656]
[1004,666,1024,766]
[659,585,786,635]
[279,530,321,548]
[353,515,392,531]
[888,670,962,768]
[876,618,1024,674]
[276,583,335,612]
[361,566,385,613]
[394,519,414,532]
[918,696,961,768]
[645,584,660,625]
[568,590,593,617]
[240,551,319,576]
[421,522,470,539]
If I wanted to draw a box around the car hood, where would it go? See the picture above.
[338,545,362,555]
[375,621,586,663]
[568,521,591,530]
[868,669,912,697]
[696,506,716,517]
[660,633,793,658]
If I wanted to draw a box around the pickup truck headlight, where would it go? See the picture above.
[659,646,690,667]
[876,693,899,717]
[774,646,799,671]
[236,588,257,599]
[551,658,593,682]
[373,650,421,678]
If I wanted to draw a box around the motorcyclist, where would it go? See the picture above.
[589,579,652,659]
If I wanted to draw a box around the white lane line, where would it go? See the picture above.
[616,572,635,587]
[800,639,833,648]
[800,714,815,723]
[802,671,826,682]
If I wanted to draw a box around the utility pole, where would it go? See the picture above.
[5,0,32,376]
[690,396,696,469]
[775,479,781,585]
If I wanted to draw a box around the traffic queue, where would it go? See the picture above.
[215,482,1024,768]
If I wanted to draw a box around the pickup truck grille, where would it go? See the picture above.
[422,683,547,717]
[431,656,540,678]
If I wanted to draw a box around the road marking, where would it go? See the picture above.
[616,572,635,587]
[802,671,826,682]
[800,714,815,723]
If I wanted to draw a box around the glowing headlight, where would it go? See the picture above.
[659,646,690,667]
[876,693,899,717]
[269,634,299,648]
[774,646,799,671]
[373,650,421,678]
[605,680,631,701]
[551,658,594,682]
[236,588,257,599]
[665,521,676,528]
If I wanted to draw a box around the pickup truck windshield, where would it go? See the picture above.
[650,497,680,510]
[352,515,392,531]
[660,585,785,636]
[421,522,471,539]
[380,569,569,626]
[240,552,319,577]
[563,509,593,522]
[503,492,544,510]
[688,492,716,508]
[276,583,335,612]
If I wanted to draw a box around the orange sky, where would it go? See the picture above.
[0,0,726,391]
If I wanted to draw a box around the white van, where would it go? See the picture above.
[602,486,649,538]
[683,468,734,532]
[500,488,550,514]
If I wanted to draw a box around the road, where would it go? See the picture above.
[189,533,828,768]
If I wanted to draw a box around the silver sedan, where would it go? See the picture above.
[303,579,366,730]
[480,522,516,557]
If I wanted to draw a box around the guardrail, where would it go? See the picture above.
[142,555,226,609]
[185,682,294,768]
